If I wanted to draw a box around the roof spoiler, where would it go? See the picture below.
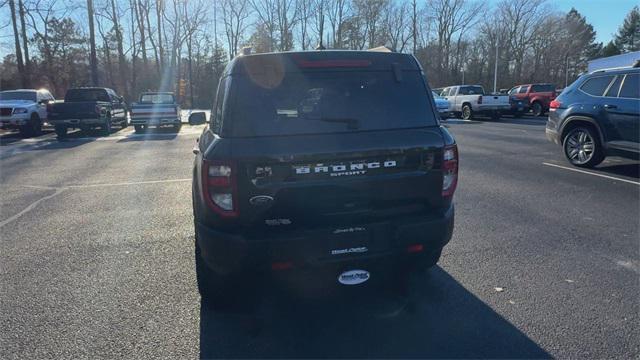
[633,59,640,68]
[368,46,394,53]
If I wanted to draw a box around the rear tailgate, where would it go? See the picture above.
[230,128,445,235]
[48,102,100,121]
[130,103,178,121]
[481,94,511,110]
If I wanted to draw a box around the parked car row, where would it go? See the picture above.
[433,82,559,120]
[0,87,183,139]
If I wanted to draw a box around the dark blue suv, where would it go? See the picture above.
[546,65,639,168]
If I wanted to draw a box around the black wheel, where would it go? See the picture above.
[562,126,604,168]
[461,104,473,120]
[134,124,145,133]
[195,238,235,306]
[54,125,67,139]
[19,113,41,137]
[121,118,128,129]
[102,115,112,136]
[531,102,544,117]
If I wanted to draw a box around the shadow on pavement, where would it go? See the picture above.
[595,162,640,180]
[0,129,54,145]
[117,127,179,142]
[199,267,549,359]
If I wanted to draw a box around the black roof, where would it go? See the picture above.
[225,50,420,76]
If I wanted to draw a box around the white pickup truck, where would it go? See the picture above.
[440,85,510,120]
[129,92,181,133]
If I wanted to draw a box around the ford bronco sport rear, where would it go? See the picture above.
[192,51,457,303]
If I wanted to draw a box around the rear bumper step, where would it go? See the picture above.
[196,204,454,275]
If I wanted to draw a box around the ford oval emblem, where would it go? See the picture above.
[338,269,370,285]
[249,195,274,206]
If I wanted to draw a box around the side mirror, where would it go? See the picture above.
[188,112,207,125]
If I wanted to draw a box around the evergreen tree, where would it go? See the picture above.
[614,6,640,52]
[601,41,621,57]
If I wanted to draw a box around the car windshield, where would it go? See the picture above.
[140,94,175,103]
[228,71,436,136]
[0,91,36,102]
[65,89,110,102]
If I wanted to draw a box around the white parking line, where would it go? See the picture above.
[0,188,66,228]
[542,162,640,186]
[66,178,191,188]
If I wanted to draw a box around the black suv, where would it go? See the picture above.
[546,65,639,167]
[192,51,457,302]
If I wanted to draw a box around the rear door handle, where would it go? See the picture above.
[604,104,617,109]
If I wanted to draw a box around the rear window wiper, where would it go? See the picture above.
[308,117,360,130]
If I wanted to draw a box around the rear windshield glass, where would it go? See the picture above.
[0,91,37,101]
[458,86,484,95]
[140,94,175,103]
[65,89,110,102]
[227,71,436,137]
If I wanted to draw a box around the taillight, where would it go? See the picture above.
[442,145,458,198]
[95,105,101,114]
[549,99,561,110]
[477,95,483,104]
[202,160,238,217]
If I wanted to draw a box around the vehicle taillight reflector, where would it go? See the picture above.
[442,145,459,197]
[202,160,238,217]
[549,99,561,109]
[477,95,483,104]
[407,244,424,253]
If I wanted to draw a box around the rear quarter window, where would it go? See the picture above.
[580,76,615,96]
[619,73,639,99]
[225,70,437,137]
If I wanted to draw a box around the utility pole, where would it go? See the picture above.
[493,36,499,93]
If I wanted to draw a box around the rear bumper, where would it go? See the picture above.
[49,118,103,127]
[130,117,181,126]
[196,204,455,276]
[545,127,560,144]
[477,105,511,113]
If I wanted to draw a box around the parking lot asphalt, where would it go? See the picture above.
[1,115,638,359]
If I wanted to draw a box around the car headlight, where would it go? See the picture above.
[12,108,28,114]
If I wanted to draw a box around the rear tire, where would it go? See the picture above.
[103,116,112,136]
[461,104,473,120]
[562,126,605,168]
[121,118,128,129]
[134,124,145,133]
[55,125,67,139]
[532,102,544,117]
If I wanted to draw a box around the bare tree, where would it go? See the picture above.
[87,0,99,85]
[18,0,30,84]
[9,0,26,87]
[296,0,312,50]
[326,0,348,48]
[221,0,251,58]
[384,1,411,52]
[109,0,128,98]
[250,0,277,51]
[274,0,298,50]
[312,0,326,48]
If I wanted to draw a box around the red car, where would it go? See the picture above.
[508,83,557,116]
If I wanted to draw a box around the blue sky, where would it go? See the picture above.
[532,0,635,44]
[556,0,637,43]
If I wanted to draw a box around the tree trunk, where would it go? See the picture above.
[156,0,164,71]
[18,0,30,87]
[135,0,148,66]
[87,0,99,86]
[9,0,26,87]
[111,0,129,99]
